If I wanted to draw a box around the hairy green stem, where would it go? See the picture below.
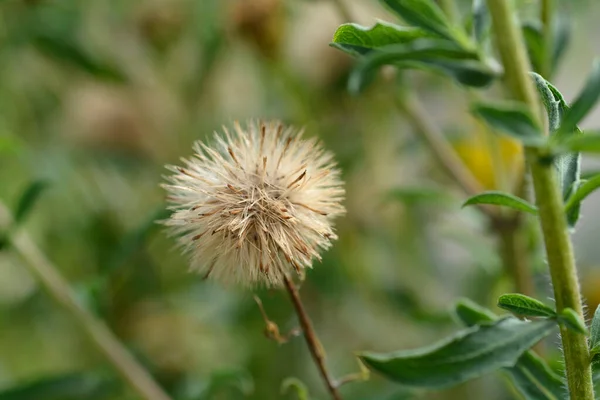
[486,1,594,399]
[0,203,172,400]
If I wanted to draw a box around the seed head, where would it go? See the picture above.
[163,120,345,287]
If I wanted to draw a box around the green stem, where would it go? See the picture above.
[0,203,172,400]
[494,218,534,296]
[486,1,594,399]
[541,0,554,78]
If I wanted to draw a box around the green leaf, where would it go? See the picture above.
[558,308,588,335]
[505,352,566,400]
[531,73,561,132]
[462,191,538,215]
[331,21,429,56]
[347,40,495,93]
[381,0,458,42]
[454,300,566,400]
[560,133,600,154]
[14,180,48,225]
[471,0,488,42]
[32,31,126,82]
[497,294,556,318]
[558,59,600,136]
[280,377,310,400]
[387,187,454,205]
[200,370,254,398]
[590,305,600,356]
[564,179,585,228]
[359,317,555,388]
[0,373,118,400]
[471,101,544,145]
[522,22,543,74]
[454,298,495,326]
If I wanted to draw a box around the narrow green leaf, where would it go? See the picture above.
[531,73,561,132]
[347,40,487,93]
[564,179,585,228]
[331,22,429,56]
[505,354,564,400]
[462,191,538,215]
[558,308,588,335]
[454,298,495,326]
[497,294,556,318]
[589,305,600,355]
[471,0,488,42]
[381,0,457,41]
[471,101,544,145]
[558,59,600,136]
[522,22,543,74]
[0,373,118,400]
[454,300,566,400]
[359,317,555,388]
[14,180,48,224]
[280,377,310,400]
[561,133,600,154]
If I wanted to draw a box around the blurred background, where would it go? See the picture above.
[1,0,600,399]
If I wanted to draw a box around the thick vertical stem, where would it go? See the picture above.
[486,1,594,398]
[282,275,342,400]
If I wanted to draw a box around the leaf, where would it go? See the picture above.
[560,133,600,154]
[497,294,556,318]
[32,31,126,82]
[359,317,555,388]
[331,21,430,56]
[531,73,561,132]
[590,305,600,356]
[552,16,570,72]
[381,0,458,42]
[14,180,48,225]
[454,298,495,326]
[471,101,544,145]
[471,0,488,42]
[386,187,454,206]
[347,40,495,93]
[0,373,118,400]
[280,377,310,400]
[558,308,588,335]
[454,300,566,400]
[201,370,254,398]
[522,22,543,74]
[505,353,565,400]
[558,58,600,136]
[565,179,585,228]
[462,191,538,215]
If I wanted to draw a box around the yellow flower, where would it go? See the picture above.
[453,120,524,190]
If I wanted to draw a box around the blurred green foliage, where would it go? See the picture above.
[1,0,599,399]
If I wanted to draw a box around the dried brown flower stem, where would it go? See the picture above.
[282,274,343,400]
[0,203,172,400]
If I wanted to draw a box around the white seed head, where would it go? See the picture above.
[162,120,345,287]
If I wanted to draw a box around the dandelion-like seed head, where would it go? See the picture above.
[163,120,345,287]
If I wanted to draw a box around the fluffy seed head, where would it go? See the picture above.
[163,120,345,287]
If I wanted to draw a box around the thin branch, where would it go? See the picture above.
[282,275,342,400]
[0,203,172,400]
[331,0,353,23]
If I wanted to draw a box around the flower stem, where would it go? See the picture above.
[494,217,534,296]
[282,275,342,400]
[0,203,172,400]
[486,1,594,398]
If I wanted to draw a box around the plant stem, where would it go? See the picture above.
[394,92,498,219]
[541,0,554,78]
[0,204,172,400]
[331,0,353,22]
[282,275,342,400]
[494,217,534,296]
[437,0,458,24]
[486,1,594,399]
